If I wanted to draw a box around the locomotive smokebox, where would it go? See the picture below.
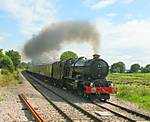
[93,54,100,59]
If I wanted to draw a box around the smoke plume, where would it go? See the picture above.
[24,21,100,63]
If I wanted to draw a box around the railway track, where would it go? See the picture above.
[105,101,150,120]
[23,71,103,122]
[92,100,150,122]
[23,71,150,122]
[19,94,45,122]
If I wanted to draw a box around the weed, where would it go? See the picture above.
[0,96,3,102]
[0,71,19,87]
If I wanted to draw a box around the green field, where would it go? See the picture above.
[107,73,150,110]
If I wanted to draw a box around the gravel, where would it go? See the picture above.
[27,74,92,121]
[109,96,150,117]
[0,73,64,122]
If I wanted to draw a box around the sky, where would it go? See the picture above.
[0,0,150,68]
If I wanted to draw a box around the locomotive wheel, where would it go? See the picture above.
[86,94,97,100]
[59,83,63,89]
[85,94,91,100]
[77,90,84,97]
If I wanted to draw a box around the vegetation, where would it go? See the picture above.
[0,96,3,102]
[0,55,15,72]
[0,49,22,87]
[0,71,19,87]
[129,64,140,73]
[60,51,78,61]
[108,73,150,86]
[141,64,150,73]
[108,73,150,110]
[110,61,150,73]
[0,49,23,72]
[5,50,21,69]
[0,49,3,58]
[19,62,29,69]
[110,61,126,73]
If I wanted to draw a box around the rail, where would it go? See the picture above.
[105,101,150,120]
[25,71,103,122]
[19,94,44,122]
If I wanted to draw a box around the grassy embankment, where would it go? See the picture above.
[0,71,19,87]
[107,73,150,110]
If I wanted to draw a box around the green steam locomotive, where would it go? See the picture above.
[28,54,116,101]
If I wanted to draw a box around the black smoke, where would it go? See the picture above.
[24,21,100,63]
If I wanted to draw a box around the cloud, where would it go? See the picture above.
[0,36,4,42]
[83,0,135,10]
[96,19,150,50]
[106,12,118,17]
[0,33,11,42]
[95,19,150,68]
[91,0,118,9]
[123,0,135,4]
[124,13,133,19]
[0,0,56,36]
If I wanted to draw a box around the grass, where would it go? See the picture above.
[108,73,150,86]
[0,71,19,87]
[107,73,150,111]
[115,85,150,110]
[0,96,3,102]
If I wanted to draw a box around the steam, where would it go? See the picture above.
[24,21,100,63]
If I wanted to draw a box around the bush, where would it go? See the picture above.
[5,50,21,69]
[0,55,14,72]
[1,69,9,75]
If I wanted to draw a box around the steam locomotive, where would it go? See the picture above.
[28,54,116,101]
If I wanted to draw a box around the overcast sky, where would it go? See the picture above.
[0,0,150,68]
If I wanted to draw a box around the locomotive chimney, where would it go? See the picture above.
[93,54,100,59]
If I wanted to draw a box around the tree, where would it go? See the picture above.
[60,51,78,61]
[130,64,140,73]
[0,55,14,72]
[19,62,29,69]
[5,50,21,69]
[145,64,150,72]
[110,61,126,73]
[141,64,150,73]
[0,49,3,59]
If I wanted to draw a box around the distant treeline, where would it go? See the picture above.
[110,61,150,73]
